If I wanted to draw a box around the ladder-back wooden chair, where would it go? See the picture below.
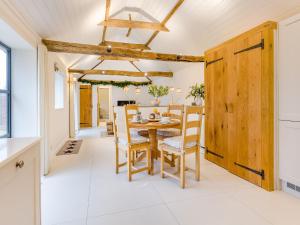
[113,105,151,181]
[113,109,125,174]
[159,106,204,188]
[157,104,184,138]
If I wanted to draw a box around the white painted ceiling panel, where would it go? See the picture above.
[9,0,300,74]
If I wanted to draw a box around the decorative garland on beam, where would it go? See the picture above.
[79,78,152,88]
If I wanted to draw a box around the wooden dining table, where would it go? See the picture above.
[129,119,180,173]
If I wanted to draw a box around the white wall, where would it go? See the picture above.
[11,49,38,137]
[171,63,205,148]
[172,63,205,105]
[0,0,39,48]
[47,53,69,163]
[74,83,80,133]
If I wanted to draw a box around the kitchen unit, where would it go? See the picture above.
[0,138,41,225]
[279,14,300,196]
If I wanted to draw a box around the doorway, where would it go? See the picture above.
[97,86,111,126]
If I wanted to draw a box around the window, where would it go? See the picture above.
[0,42,11,138]
[54,72,64,109]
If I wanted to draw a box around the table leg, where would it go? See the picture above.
[148,129,158,174]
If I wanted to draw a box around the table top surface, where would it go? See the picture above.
[129,119,180,129]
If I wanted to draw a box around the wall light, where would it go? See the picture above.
[135,87,141,94]
[123,86,129,93]
[176,88,182,93]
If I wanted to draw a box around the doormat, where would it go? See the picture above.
[56,140,83,156]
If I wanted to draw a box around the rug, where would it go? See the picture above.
[56,140,83,156]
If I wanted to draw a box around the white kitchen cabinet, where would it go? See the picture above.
[0,138,41,225]
[279,13,300,190]
[279,15,300,122]
[279,121,300,186]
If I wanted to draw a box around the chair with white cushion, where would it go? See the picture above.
[157,104,184,138]
[113,105,151,181]
[159,106,203,188]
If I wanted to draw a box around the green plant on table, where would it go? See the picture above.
[148,85,169,98]
[186,83,205,100]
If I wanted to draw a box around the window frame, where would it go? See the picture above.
[0,41,11,138]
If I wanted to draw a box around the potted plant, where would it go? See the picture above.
[186,83,205,106]
[148,85,169,106]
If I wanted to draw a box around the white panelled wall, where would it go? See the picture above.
[46,53,69,167]
[11,49,38,137]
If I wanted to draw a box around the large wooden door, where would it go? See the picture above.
[80,85,92,128]
[228,32,264,186]
[205,48,227,168]
[204,22,275,191]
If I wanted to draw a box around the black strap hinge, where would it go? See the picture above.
[206,148,224,159]
[234,162,265,179]
[234,39,264,55]
[206,57,223,67]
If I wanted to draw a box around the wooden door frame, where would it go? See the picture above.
[97,85,112,126]
[80,84,92,128]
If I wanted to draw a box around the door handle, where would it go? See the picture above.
[16,160,25,169]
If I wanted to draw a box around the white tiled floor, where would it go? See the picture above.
[42,136,300,225]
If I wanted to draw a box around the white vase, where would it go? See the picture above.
[195,97,203,106]
[151,97,160,106]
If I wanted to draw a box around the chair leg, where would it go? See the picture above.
[132,151,136,166]
[177,156,181,174]
[180,154,186,189]
[127,148,132,182]
[195,150,200,181]
[115,145,119,174]
[160,150,165,178]
[147,146,151,175]
[171,154,176,167]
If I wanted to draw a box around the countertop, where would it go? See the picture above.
[0,137,40,168]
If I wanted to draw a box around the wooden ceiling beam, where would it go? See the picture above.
[101,0,111,42]
[68,69,173,77]
[100,41,150,50]
[145,0,184,47]
[98,55,139,61]
[80,79,150,86]
[42,39,204,62]
[100,19,169,32]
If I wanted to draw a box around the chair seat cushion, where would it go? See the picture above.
[130,128,139,136]
[157,128,181,137]
[118,133,148,147]
[163,136,197,149]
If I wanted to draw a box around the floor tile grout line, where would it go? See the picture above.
[229,194,275,225]
[87,202,166,220]
[150,182,182,225]
[85,149,95,225]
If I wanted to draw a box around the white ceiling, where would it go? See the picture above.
[9,0,300,74]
